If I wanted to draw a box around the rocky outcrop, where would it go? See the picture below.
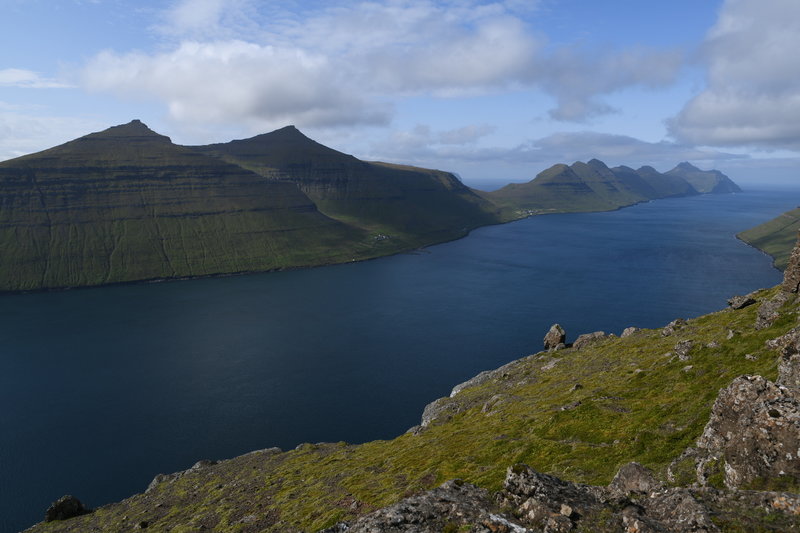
[661,318,688,336]
[544,324,566,350]
[572,331,607,350]
[44,496,90,522]
[325,461,800,533]
[727,294,756,310]
[670,333,800,491]
[782,230,800,293]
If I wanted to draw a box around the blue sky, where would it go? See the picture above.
[2,0,799,187]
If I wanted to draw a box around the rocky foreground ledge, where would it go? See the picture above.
[26,238,800,532]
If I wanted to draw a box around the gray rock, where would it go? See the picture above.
[609,462,664,494]
[544,323,566,350]
[782,230,800,293]
[674,340,695,361]
[45,495,90,522]
[766,327,800,389]
[661,318,687,336]
[755,291,789,330]
[621,326,640,338]
[727,294,756,310]
[572,331,607,350]
[694,374,800,489]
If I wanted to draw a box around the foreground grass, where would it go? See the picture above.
[28,287,794,532]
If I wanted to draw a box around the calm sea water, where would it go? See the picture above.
[1,188,798,532]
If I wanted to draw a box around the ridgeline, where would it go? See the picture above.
[0,120,739,292]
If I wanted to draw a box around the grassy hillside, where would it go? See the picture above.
[0,121,742,292]
[196,126,504,248]
[26,284,793,532]
[0,122,420,291]
[738,207,800,270]
[483,159,707,216]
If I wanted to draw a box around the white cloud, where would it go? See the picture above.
[669,0,800,150]
[368,128,744,172]
[0,68,73,89]
[541,47,684,121]
[84,40,391,130]
[82,0,685,129]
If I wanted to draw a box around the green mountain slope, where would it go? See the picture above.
[25,280,797,532]
[665,162,742,193]
[0,121,742,292]
[738,207,800,270]
[195,126,503,247]
[483,158,708,216]
[0,121,372,291]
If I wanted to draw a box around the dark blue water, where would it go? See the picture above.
[1,189,798,532]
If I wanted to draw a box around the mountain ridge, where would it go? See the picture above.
[0,121,741,292]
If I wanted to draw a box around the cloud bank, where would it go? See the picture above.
[82,0,683,129]
[669,0,800,150]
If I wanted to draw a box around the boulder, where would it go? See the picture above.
[572,331,607,350]
[727,294,756,310]
[621,326,640,338]
[693,375,800,489]
[44,495,90,522]
[544,323,566,350]
[609,462,664,495]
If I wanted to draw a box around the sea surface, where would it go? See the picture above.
[1,188,798,532]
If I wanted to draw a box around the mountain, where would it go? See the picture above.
[194,126,502,247]
[665,161,742,194]
[483,158,712,216]
[738,207,800,269]
[26,238,800,532]
[0,121,742,292]
[0,121,370,291]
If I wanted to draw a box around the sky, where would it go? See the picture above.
[1,0,799,188]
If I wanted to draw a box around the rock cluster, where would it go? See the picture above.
[324,460,800,532]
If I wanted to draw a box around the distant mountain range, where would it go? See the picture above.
[484,158,740,216]
[0,121,740,291]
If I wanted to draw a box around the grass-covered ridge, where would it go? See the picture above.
[738,206,800,270]
[0,121,740,292]
[27,285,794,532]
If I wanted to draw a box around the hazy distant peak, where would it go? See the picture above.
[587,158,609,170]
[676,161,701,171]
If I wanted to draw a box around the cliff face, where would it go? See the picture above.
[27,238,800,533]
